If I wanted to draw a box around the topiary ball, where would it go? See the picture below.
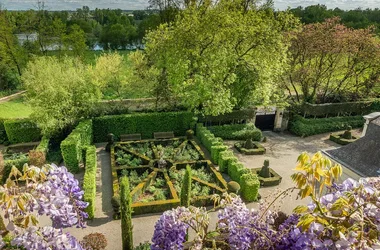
[227,181,241,194]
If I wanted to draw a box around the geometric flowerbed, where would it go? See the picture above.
[329,127,358,145]
[234,140,266,155]
[111,137,228,216]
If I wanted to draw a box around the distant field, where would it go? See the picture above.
[0,97,32,119]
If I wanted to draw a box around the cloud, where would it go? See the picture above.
[1,0,380,10]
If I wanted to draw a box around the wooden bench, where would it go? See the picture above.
[153,132,175,139]
[120,133,142,141]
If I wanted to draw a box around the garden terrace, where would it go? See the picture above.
[111,138,228,215]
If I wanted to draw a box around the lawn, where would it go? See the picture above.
[0,97,32,119]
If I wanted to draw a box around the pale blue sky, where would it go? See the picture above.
[1,0,379,11]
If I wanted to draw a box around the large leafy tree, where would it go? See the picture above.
[284,17,380,103]
[132,0,298,115]
[22,56,101,136]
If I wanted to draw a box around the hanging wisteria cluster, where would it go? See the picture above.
[151,152,380,250]
[0,164,88,249]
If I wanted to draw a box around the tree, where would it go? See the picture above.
[132,0,299,115]
[22,56,101,136]
[180,165,192,207]
[284,17,380,103]
[91,52,129,98]
[120,176,133,250]
[64,24,87,57]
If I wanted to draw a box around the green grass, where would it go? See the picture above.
[0,97,32,119]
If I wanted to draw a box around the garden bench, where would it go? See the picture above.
[120,133,142,141]
[153,132,175,139]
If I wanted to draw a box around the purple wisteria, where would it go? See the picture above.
[0,164,88,250]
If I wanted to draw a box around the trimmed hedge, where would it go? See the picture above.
[240,173,260,202]
[208,124,262,141]
[36,136,50,153]
[211,145,228,164]
[196,123,223,152]
[198,109,256,124]
[92,112,194,142]
[218,150,236,173]
[288,115,365,137]
[83,146,97,219]
[4,119,41,144]
[0,119,7,144]
[61,120,93,173]
[180,165,192,207]
[2,156,29,184]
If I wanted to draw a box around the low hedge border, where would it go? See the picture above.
[329,134,358,145]
[208,124,262,141]
[4,119,41,144]
[61,120,93,173]
[288,115,365,137]
[83,146,97,219]
[234,142,266,155]
[251,168,282,187]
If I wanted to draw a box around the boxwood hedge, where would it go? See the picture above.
[83,146,97,219]
[92,112,193,142]
[4,119,41,144]
[61,120,93,173]
[240,173,260,202]
[0,119,7,144]
[288,115,365,137]
[208,124,262,141]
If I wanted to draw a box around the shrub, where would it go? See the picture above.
[227,181,240,193]
[210,145,228,164]
[36,136,50,153]
[2,156,29,184]
[228,161,246,183]
[180,165,192,207]
[120,176,133,250]
[288,115,365,137]
[80,233,107,250]
[60,120,93,173]
[28,150,46,167]
[83,146,97,219]
[240,173,260,202]
[4,119,41,144]
[0,119,7,144]
[134,242,151,250]
[92,112,193,142]
[0,152,4,180]
[218,150,236,173]
[208,123,262,141]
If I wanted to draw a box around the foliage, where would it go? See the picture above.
[22,56,101,137]
[227,181,240,193]
[121,169,149,191]
[218,150,237,173]
[80,233,107,250]
[115,151,142,167]
[132,0,299,115]
[0,164,88,249]
[0,119,7,143]
[288,115,365,137]
[180,165,192,207]
[151,152,380,249]
[120,175,133,250]
[4,119,41,144]
[60,119,93,173]
[284,17,380,103]
[1,154,28,184]
[210,145,228,164]
[83,146,97,219]
[134,242,151,250]
[209,123,262,141]
[28,150,46,167]
[197,109,256,125]
[92,111,193,142]
[240,173,260,201]
[196,123,224,152]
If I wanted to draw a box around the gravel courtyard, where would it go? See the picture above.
[67,130,361,249]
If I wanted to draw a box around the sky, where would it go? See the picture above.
[1,0,380,11]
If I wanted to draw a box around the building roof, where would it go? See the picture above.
[324,118,380,177]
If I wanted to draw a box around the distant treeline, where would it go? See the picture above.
[289,4,380,32]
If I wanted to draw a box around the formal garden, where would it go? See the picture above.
[1,0,380,248]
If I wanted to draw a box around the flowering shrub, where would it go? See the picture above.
[151,152,380,249]
[0,164,88,249]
